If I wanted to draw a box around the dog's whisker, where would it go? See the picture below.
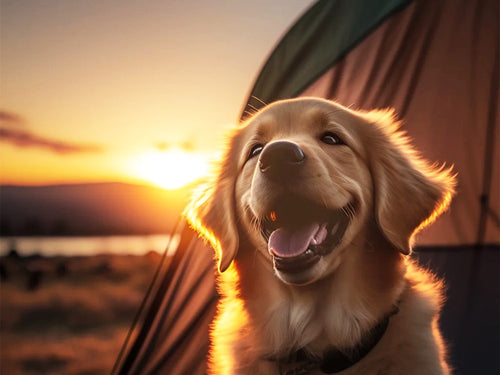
[247,207,263,234]
[247,103,260,113]
[243,110,256,119]
[349,203,356,218]
[341,203,356,223]
[251,95,268,107]
[251,220,261,234]
[341,207,350,222]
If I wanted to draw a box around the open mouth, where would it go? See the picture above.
[260,196,351,274]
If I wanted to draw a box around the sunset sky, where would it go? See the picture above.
[0,0,314,189]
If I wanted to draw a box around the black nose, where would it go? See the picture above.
[258,141,305,180]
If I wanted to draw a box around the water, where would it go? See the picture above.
[0,235,177,257]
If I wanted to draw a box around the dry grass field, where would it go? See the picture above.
[0,252,162,374]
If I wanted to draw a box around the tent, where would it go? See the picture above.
[112,0,499,373]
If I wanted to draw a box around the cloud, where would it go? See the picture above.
[0,110,104,154]
[155,142,170,151]
[154,140,195,152]
[0,111,25,126]
[180,140,195,151]
[0,128,104,154]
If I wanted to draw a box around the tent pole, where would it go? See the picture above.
[464,36,499,329]
[475,30,498,247]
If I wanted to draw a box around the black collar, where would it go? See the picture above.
[269,306,398,375]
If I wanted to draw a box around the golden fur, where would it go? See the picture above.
[187,98,455,374]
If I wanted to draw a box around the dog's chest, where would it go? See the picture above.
[251,293,334,355]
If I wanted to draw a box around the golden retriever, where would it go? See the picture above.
[187,98,455,374]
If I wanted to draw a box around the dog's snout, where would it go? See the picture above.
[258,141,305,179]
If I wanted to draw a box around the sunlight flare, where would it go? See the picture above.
[131,148,213,190]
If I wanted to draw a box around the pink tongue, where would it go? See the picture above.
[268,222,327,258]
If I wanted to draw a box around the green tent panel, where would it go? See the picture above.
[242,0,412,117]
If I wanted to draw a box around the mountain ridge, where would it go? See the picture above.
[0,182,194,236]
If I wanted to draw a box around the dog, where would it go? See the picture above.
[187,98,455,374]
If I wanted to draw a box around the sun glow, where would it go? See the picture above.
[131,148,212,190]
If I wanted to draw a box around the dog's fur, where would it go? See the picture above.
[187,98,455,374]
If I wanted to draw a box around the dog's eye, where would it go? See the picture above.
[248,144,264,160]
[321,132,344,146]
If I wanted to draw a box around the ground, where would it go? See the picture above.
[0,252,162,375]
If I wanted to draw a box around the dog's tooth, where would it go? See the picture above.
[314,223,328,244]
[305,249,314,256]
[330,221,340,234]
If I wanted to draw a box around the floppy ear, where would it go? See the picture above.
[363,109,455,254]
[185,137,240,273]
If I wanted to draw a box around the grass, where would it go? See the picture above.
[0,252,162,374]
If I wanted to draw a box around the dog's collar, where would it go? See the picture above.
[268,305,399,375]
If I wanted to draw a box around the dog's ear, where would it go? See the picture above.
[362,109,456,254]
[185,135,240,273]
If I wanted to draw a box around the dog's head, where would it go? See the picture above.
[187,98,455,285]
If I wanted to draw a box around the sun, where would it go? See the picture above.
[131,148,212,190]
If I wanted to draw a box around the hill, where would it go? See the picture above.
[0,182,195,236]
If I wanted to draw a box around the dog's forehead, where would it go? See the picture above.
[243,99,358,137]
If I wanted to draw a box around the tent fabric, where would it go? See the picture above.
[114,0,498,374]
[416,245,499,375]
[113,222,217,375]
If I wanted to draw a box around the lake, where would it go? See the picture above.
[0,235,177,257]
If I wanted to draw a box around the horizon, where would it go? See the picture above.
[0,175,203,189]
[0,183,192,238]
